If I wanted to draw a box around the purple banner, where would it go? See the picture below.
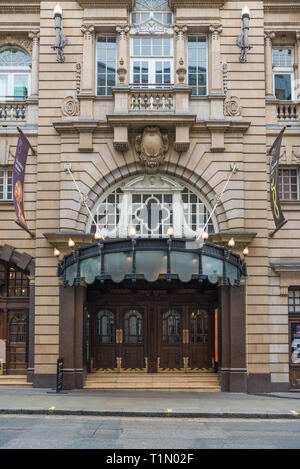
[13,133,30,228]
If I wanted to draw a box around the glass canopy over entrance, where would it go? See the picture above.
[58,238,247,287]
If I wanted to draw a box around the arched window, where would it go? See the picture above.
[124,309,143,344]
[10,315,26,343]
[162,310,181,344]
[131,0,173,88]
[190,310,209,344]
[87,174,217,239]
[0,47,31,100]
[96,310,115,344]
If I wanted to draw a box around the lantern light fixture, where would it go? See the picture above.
[94,231,102,240]
[68,238,75,248]
[243,246,249,256]
[228,237,235,248]
[202,230,209,240]
[129,226,136,238]
[52,3,67,62]
[236,4,252,62]
[53,247,60,257]
[167,226,174,238]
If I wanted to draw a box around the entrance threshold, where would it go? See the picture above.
[83,371,221,392]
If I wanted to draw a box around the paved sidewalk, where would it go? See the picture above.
[0,387,300,418]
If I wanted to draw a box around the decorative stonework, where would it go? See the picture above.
[131,18,173,36]
[75,63,81,95]
[176,57,186,83]
[224,95,242,117]
[117,58,127,83]
[81,24,95,40]
[0,34,33,56]
[135,127,169,172]
[62,96,80,117]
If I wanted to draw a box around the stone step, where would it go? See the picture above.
[0,375,32,387]
[84,372,220,390]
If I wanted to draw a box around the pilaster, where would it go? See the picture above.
[265,31,275,98]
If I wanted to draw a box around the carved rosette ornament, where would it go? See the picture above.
[224,95,242,117]
[62,96,80,117]
[135,127,169,172]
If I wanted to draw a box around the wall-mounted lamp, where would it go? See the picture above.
[167,226,174,238]
[202,230,209,240]
[236,5,252,62]
[68,237,75,248]
[243,246,249,256]
[94,231,102,241]
[228,237,235,248]
[52,3,67,62]
[53,247,60,257]
[129,226,136,238]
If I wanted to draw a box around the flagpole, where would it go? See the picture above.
[16,126,37,156]
[64,163,105,240]
[196,163,239,241]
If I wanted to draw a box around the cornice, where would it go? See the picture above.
[264,0,300,12]
[169,0,226,8]
[78,0,134,9]
[0,0,40,13]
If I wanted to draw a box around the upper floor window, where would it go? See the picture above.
[188,36,208,96]
[0,47,31,100]
[134,0,169,10]
[273,48,294,101]
[278,167,299,201]
[130,0,173,89]
[0,167,13,201]
[96,36,116,96]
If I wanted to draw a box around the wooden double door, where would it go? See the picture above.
[90,293,214,373]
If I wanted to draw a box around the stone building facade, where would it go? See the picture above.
[0,0,299,392]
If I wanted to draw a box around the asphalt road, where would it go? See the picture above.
[0,415,299,450]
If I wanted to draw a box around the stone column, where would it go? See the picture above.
[220,284,247,392]
[116,25,130,86]
[296,32,300,99]
[265,31,275,97]
[209,24,223,94]
[28,31,39,97]
[27,276,35,383]
[174,25,188,85]
[59,284,86,389]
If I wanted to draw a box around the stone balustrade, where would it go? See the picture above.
[129,88,175,111]
[0,100,27,121]
[276,102,298,121]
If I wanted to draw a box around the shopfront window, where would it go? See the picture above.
[10,315,26,343]
[0,263,29,297]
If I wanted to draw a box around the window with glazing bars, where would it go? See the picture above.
[188,36,207,96]
[289,289,300,314]
[0,167,13,200]
[278,167,299,201]
[96,36,116,96]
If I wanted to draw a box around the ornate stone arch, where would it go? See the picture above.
[0,34,33,58]
[74,163,229,233]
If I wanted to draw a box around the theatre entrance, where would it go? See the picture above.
[87,288,219,374]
